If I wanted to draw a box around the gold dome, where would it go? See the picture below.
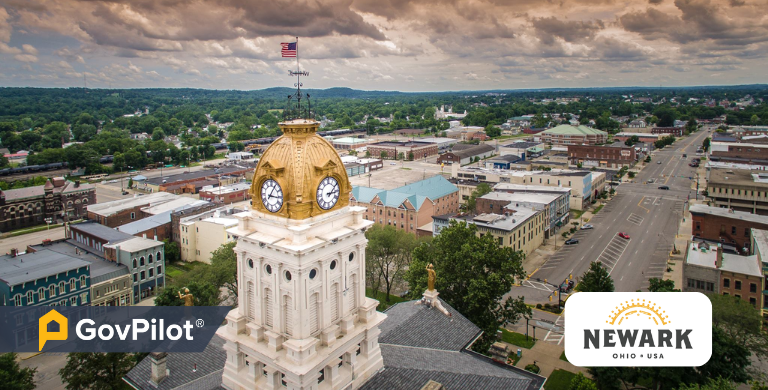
[250,119,351,219]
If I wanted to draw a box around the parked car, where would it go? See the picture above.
[581,224,594,230]
[618,232,630,239]
[657,160,662,164]
[682,154,687,158]
[122,191,129,195]
[565,238,579,245]
[658,185,670,190]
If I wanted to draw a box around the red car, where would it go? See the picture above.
[618,232,630,239]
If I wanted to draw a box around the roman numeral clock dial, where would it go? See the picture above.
[316,177,340,210]
[260,179,283,213]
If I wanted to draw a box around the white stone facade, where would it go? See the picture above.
[218,205,385,390]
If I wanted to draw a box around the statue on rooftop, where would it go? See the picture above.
[426,263,436,291]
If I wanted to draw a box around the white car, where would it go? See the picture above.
[581,224,594,230]
[390,162,397,165]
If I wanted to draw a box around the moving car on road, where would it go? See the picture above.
[618,232,630,239]
[581,224,594,230]
[658,185,670,190]
[565,238,579,245]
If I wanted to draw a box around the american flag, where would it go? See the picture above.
[281,42,297,57]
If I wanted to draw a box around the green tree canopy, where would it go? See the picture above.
[577,261,615,292]
[406,220,528,352]
[59,352,136,390]
[0,352,36,390]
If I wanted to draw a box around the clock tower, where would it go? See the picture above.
[218,118,385,390]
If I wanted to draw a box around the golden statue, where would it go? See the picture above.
[178,288,194,306]
[426,263,436,291]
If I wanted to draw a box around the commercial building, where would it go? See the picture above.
[436,144,495,165]
[28,240,132,307]
[0,249,91,307]
[476,191,569,237]
[709,142,768,166]
[567,144,637,168]
[613,133,660,143]
[683,241,763,310]
[87,192,190,227]
[540,125,608,146]
[199,182,251,204]
[690,204,768,252]
[137,164,256,194]
[69,222,165,304]
[226,152,255,161]
[500,141,545,160]
[485,154,524,169]
[170,202,221,244]
[330,137,371,150]
[116,211,174,241]
[0,177,96,232]
[433,208,548,257]
[366,141,438,160]
[651,127,684,137]
[417,137,457,153]
[350,175,459,235]
[706,168,768,215]
[451,166,600,210]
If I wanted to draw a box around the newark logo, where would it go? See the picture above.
[564,292,712,367]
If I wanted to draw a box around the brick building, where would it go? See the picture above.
[689,204,768,251]
[540,125,608,146]
[683,241,764,309]
[198,183,251,204]
[437,144,495,165]
[0,177,96,232]
[567,144,637,168]
[366,141,438,160]
[350,175,459,236]
[651,127,684,136]
[116,211,174,241]
[709,142,768,165]
[170,202,221,244]
[136,164,257,194]
[86,192,201,227]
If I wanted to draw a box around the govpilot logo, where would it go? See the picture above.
[37,309,196,352]
[564,292,712,367]
[39,309,68,351]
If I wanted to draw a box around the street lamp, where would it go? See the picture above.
[45,217,52,230]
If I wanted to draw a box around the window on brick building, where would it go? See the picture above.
[735,280,742,290]
[723,278,730,288]
[750,283,757,293]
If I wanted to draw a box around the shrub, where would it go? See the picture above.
[524,364,540,374]
[536,303,542,309]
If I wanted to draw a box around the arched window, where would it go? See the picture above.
[133,259,137,268]
[140,257,145,266]
[70,279,76,291]
[13,294,22,306]
[156,252,162,261]
[82,199,88,204]
[49,285,56,297]
[38,288,45,301]
[148,254,153,263]
[26,290,34,304]
[58,281,66,294]
[79,275,86,289]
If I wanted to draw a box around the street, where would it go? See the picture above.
[505,127,712,344]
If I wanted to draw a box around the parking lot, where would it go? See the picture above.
[595,234,631,273]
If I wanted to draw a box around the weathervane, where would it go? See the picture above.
[282,37,313,120]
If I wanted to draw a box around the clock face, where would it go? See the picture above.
[260,179,283,213]
[316,176,340,210]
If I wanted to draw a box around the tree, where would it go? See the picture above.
[406,220,528,352]
[162,239,180,263]
[0,154,9,169]
[0,352,36,390]
[624,135,640,146]
[485,125,501,137]
[578,261,614,292]
[208,242,238,305]
[464,183,493,213]
[59,352,136,390]
[570,372,599,390]
[154,281,221,306]
[710,294,768,362]
[366,225,420,303]
[648,278,679,292]
[702,137,711,152]
[686,119,698,134]
[380,151,387,159]
[677,378,737,390]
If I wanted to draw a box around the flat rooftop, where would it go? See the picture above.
[370,141,434,147]
[480,191,560,205]
[30,240,129,284]
[0,249,90,286]
[689,204,768,225]
[145,166,251,186]
[437,209,540,232]
[105,236,163,253]
[721,253,762,277]
[685,241,718,268]
[708,168,768,188]
[493,183,572,194]
[72,222,134,243]
[86,192,178,217]
[143,199,208,215]
[116,211,172,235]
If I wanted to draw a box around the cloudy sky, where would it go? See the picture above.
[0,0,766,92]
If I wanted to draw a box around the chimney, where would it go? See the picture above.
[421,380,446,390]
[716,246,723,269]
[149,352,169,385]
[75,181,80,188]
[10,248,17,257]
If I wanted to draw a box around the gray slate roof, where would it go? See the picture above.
[378,298,480,351]
[0,249,90,286]
[29,240,130,284]
[72,222,134,243]
[124,335,226,390]
[361,345,545,390]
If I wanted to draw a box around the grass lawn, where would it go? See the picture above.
[508,354,521,366]
[544,369,577,390]
[165,261,208,282]
[570,209,585,219]
[593,204,604,214]
[500,329,536,349]
[560,351,569,362]
[366,288,406,310]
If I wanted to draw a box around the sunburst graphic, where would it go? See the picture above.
[605,298,670,326]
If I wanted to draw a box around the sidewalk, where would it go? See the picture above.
[502,339,589,378]
[665,161,707,288]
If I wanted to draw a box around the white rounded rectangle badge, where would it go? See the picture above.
[564,292,712,367]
